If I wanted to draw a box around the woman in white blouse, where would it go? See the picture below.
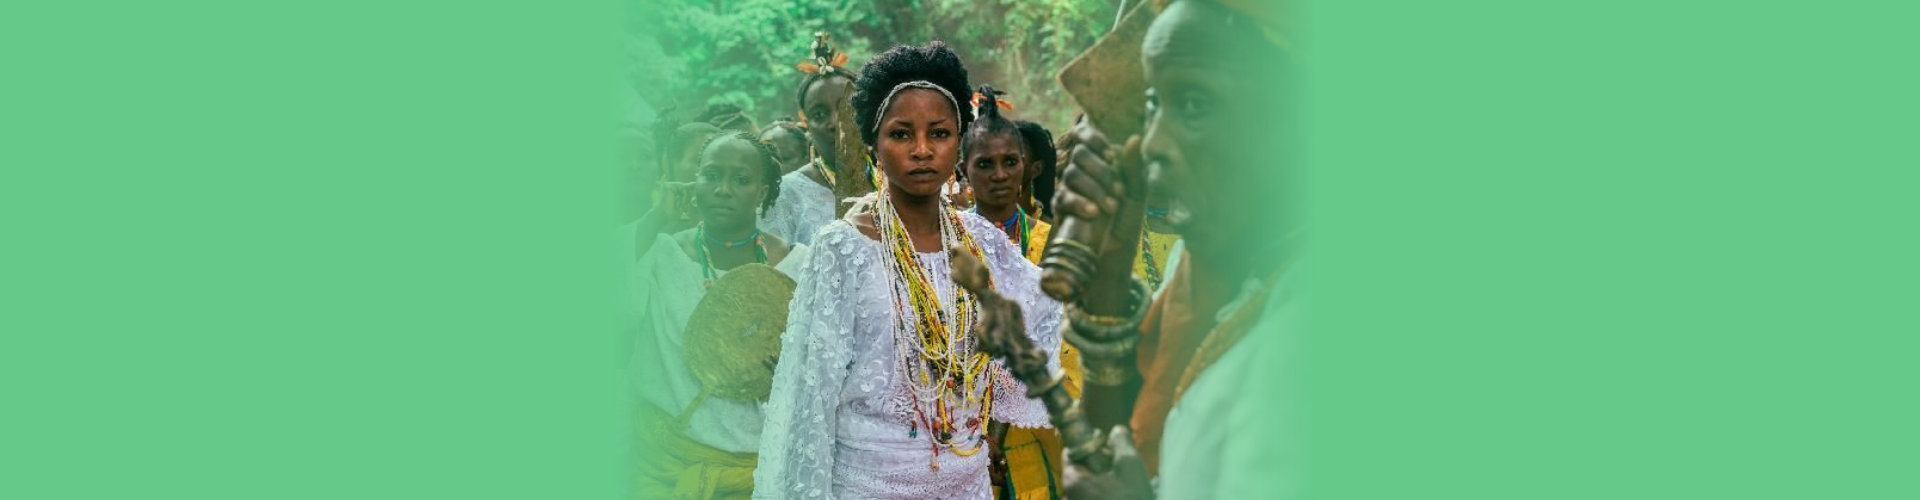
[753,41,1062,499]
[628,131,808,499]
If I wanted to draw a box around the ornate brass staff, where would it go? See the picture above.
[951,249,1125,474]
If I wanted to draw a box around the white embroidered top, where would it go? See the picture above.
[1156,260,1301,499]
[628,232,809,453]
[753,212,1064,499]
[759,169,837,246]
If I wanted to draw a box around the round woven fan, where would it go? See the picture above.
[682,263,796,402]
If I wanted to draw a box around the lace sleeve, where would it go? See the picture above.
[753,225,857,499]
[963,214,1065,428]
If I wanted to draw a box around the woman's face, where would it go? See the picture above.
[873,88,961,199]
[802,76,852,162]
[962,131,1027,211]
[693,137,771,230]
[760,127,809,175]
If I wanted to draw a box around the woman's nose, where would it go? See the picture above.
[911,138,934,161]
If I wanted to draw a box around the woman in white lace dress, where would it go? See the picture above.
[753,42,1063,499]
[759,32,857,245]
[629,131,809,499]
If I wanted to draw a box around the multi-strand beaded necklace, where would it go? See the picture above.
[693,224,766,288]
[809,156,838,187]
[975,206,1034,257]
[874,191,998,471]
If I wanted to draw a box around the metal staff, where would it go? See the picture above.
[951,249,1122,474]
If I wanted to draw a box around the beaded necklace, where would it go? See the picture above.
[875,190,999,471]
[693,224,767,288]
[972,206,1032,257]
[810,156,838,187]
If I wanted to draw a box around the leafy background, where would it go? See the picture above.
[625,0,1125,145]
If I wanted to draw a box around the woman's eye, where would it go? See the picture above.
[976,159,991,168]
[888,130,909,140]
[930,129,951,139]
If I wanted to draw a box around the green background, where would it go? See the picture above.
[6,0,1916,499]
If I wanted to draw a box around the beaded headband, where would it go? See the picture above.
[872,80,963,135]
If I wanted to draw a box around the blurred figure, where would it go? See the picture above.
[663,122,724,184]
[1049,0,1294,498]
[631,131,808,500]
[759,32,858,245]
[700,102,759,133]
[1014,120,1058,223]
[759,119,811,175]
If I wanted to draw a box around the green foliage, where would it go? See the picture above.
[627,0,1121,135]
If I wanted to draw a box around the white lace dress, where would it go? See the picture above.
[753,212,1064,499]
[628,232,809,452]
[759,170,837,245]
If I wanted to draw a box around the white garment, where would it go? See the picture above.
[759,170,837,245]
[629,232,809,453]
[1155,262,1300,499]
[753,212,1063,499]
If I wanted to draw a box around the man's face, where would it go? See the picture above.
[1141,0,1289,264]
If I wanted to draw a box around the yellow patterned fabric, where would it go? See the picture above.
[999,427,1064,500]
[1023,219,1053,266]
[633,403,757,500]
[998,221,1078,500]
[1133,230,1182,291]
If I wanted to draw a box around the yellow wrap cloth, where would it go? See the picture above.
[633,403,757,500]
